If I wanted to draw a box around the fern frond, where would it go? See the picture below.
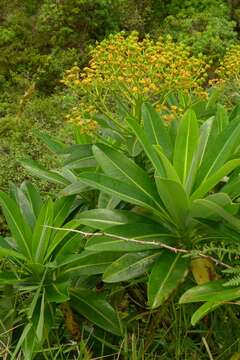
[224,275,240,287]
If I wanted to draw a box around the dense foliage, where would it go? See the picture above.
[1,0,240,359]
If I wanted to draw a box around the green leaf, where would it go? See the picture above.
[191,159,240,201]
[20,159,69,185]
[64,157,97,170]
[148,252,189,308]
[93,144,161,207]
[35,131,67,154]
[10,185,36,230]
[214,103,229,133]
[191,199,240,230]
[78,172,161,215]
[11,323,32,360]
[103,251,160,283]
[0,191,32,259]
[64,144,93,163]
[154,146,180,183]
[142,103,173,159]
[77,209,153,230]
[222,175,240,200]
[46,219,85,259]
[53,195,75,227]
[190,301,222,326]
[86,222,174,252]
[36,291,45,342]
[155,178,190,229]
[126,135,142,157]
[70,288,123,336]
[60,251,121,276]
[0,271,21,284]
[59,182,91,196]
[179,280,240,303]
[32,199,54,263]
[206,88,222,110]
[0,246,26,260]
[97,192,121,209]
[195,115,240,186]
[125,115,166,176]
[56,236,85,265]
[173,109,199,184]
[46,280,70,303]
[185,117,214,194]
[21,181,43,218]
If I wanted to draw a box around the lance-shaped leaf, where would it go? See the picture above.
[191,159,240,201]
[155,178,190,229]
[32,199,54,262]
[86,222,174,252]
[148,252,189,308]
[190,302,222,326]
[21,181,43,219]
[64,144,94,160]
[93,144,161,207]
[142,102,173,159]
[185,117,214,195]
[35,131,67,154]
[64,157,97,170]
[10,185,37,230]
[191,199,240,230]
[46,279,70,303]
[46,219,85,259]
[0,246,26,261]
[78,172,163,216]
[0,271,21,284]
[0,191,32,259]
[98,192,121,209]
[59,182,91,196]
[60,251,122,276]
[70,288,123,336]
[173,109,199,184]
[77,209,154,230]
[154,146,181,183]
[125,115,166,176]
[53,195,75,227]
[195,115,240,186]
[21,159,69,185]
[180,280,240,302]
[103,251,160,283]
[214,103,229,132]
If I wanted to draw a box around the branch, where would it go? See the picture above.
[44,225,232,269]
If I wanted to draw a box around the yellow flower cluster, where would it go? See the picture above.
[61,32,209,125]
[208,45,240,106]
[65,106,98,136]
[214,45,240,83]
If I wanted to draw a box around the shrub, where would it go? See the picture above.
[25,101,240,320]
[0,184,123,357]
[0,94,75,192]
[36,0,124,48]
[161,0,237,60]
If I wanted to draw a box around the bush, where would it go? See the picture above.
[161,0,237,60]
[36,0,124,48]
[0,93,75,192]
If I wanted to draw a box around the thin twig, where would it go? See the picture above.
[202,336,214,360]
[44,225,232,268]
